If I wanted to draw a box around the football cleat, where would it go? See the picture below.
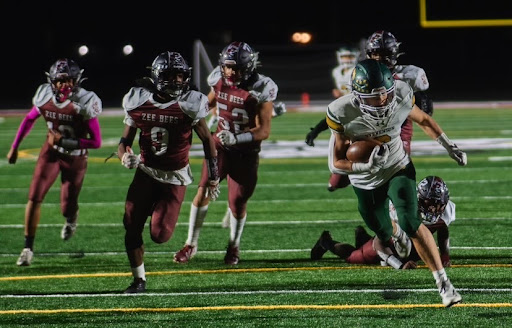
[61,222,77,241]
[311,231,331,260]
[16,248,33,266]
[124,278,146,294]
[438,279,462,308]
[354,225,373,249]
[224,245,240,265]
[173,245,197,263]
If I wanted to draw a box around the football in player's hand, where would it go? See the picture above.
[346,140,382,163]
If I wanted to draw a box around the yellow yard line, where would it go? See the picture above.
[1,302,512,315]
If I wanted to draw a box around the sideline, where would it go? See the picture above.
[1,100,512,117]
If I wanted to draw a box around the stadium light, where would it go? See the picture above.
[291,32,312,44]
[123,44,134,56]
[78,45,89,56]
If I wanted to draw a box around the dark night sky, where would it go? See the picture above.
[1,1,511,109]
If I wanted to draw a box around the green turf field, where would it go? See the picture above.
[0,107,511,327]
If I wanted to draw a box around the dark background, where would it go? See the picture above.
[1,1,511,109]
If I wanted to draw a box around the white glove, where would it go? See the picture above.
[437,133,467,166]
[351,145,389,174]
[272,102,287,117]
[121,146,140,169]
[216,130,237,146]
[207,179,220,201]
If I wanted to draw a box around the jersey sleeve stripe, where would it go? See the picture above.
[326,108,344,133]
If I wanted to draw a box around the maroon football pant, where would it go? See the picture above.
[329,173,351,190]
[124,168,186,250]
[345,238,380,264]
[199,147,259,218]
[28,142,87,218]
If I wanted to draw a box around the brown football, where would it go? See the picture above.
[346,140,381,163]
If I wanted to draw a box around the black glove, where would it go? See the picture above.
[305,128,319,147]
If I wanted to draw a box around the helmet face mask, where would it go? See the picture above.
[365,30,402,70]
[150,51,191,98]
[219,41,259,87]
[417,176,449,224]
[46,58,83,103]
[351,59,396,118]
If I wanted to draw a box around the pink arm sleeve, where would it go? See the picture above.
[78,117,102,149]
[11,106,41,149]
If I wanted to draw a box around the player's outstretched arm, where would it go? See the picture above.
[409,105,467,166]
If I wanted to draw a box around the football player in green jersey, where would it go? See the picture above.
[326,59,466,308]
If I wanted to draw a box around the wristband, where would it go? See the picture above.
[235,132,253,144]
[386,255,404,270]
[206,157,219,181]
[59,138,79,149]
[436,133,453,149]
[119,137,133,147]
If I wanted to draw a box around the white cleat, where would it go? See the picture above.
[16,248,33,266]
[61,222,77,240]
[438,279,462,307]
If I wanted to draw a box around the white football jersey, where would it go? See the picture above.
[326,80,414,189]
[393,65,429,92]
[331,65,354,96]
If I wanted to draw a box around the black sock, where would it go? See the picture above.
[24,236,34,250]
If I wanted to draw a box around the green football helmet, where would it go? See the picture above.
[351,59,396,118]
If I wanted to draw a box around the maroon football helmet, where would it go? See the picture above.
[46,58,83,102]
[219,41,259,87]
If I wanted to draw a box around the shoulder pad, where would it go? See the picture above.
[395,80,414,102]
[32,83,53,107]
[122,87,152,111]
[325,95,360,133]
[73,89,103,119]
[249,75,278,103]
[178,90,210,123]
[207,66,222,87]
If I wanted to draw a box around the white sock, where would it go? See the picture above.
[393,224,407,243]
[229,212,246,247]
[132,263,146,281]
[186,205,209,246]
[433,268,448,285]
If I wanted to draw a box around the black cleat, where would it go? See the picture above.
[124,278,146,294]
[354,225,373,249]
[311,231,332,260]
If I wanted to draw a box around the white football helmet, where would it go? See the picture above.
[336,47,359,70]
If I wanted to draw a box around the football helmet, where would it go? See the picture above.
[351,59,396,118]
[336,47,359,70]
[417,176,450,224]
[46,58,83,103]
[365,30,402,70]
[219,41,259,87]
[150,51,191,98]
